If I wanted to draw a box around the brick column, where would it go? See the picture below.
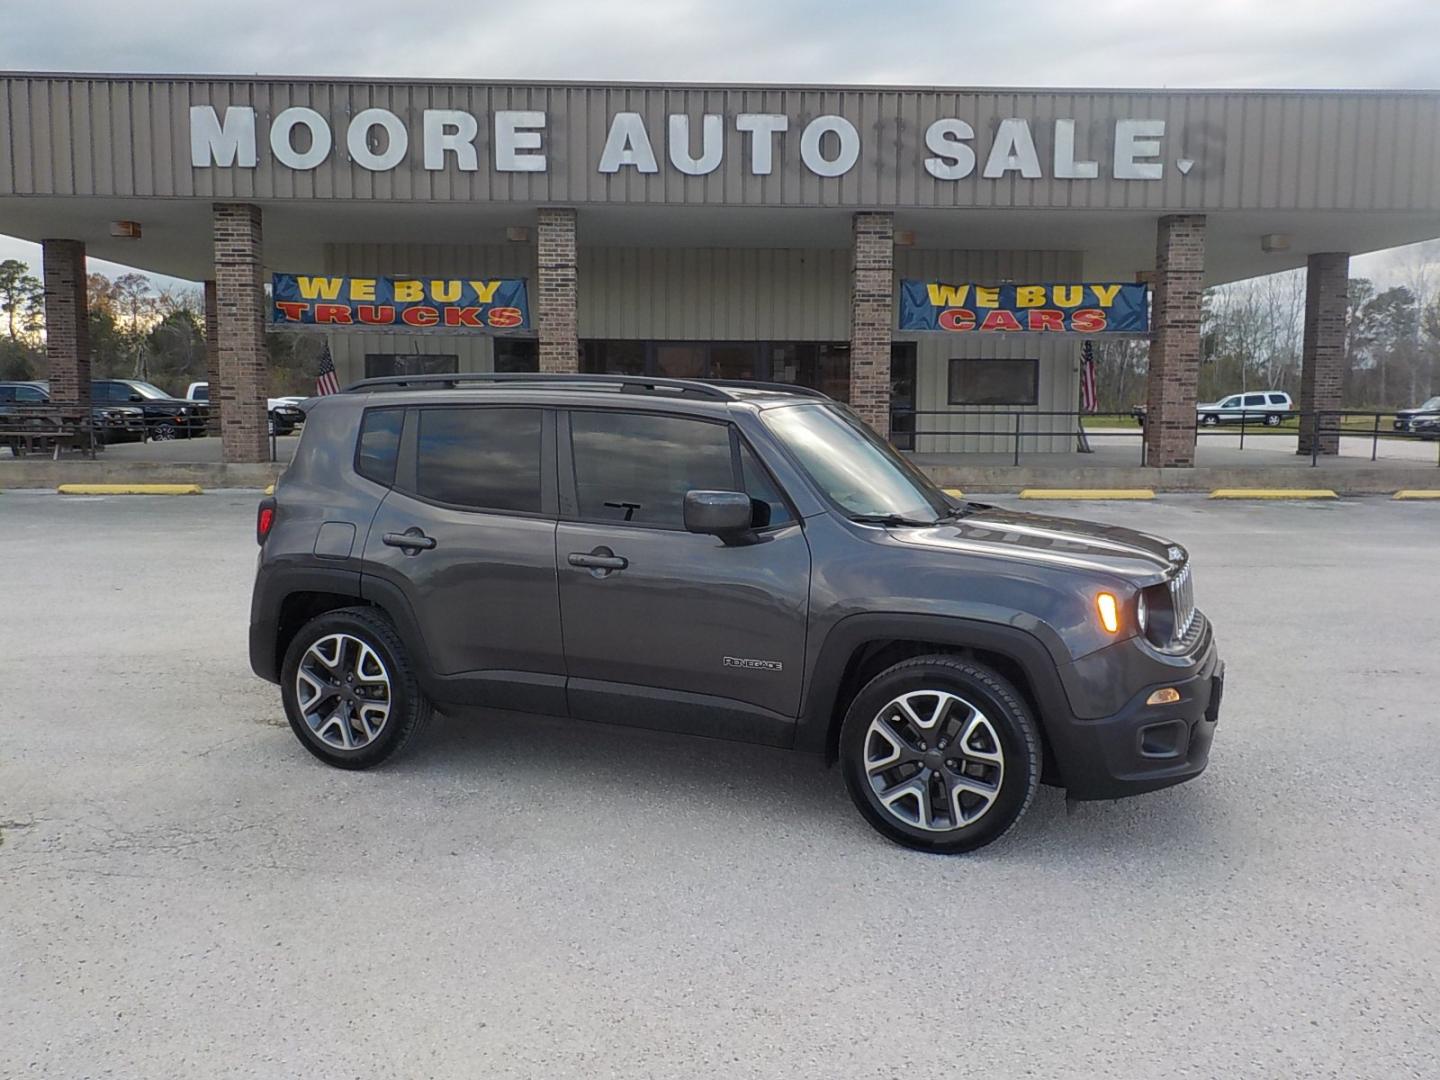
[849,212,895,438]
[536,207,578,373]
[212,204,268,463]
[1297,252,1349,456]
[1144,215,1207,468]
[203,279,222,434]
[42,239,90,413]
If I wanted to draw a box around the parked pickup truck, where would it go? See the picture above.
[185,382,306,436]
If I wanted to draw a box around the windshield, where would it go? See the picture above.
[762,403,952,523]
[1421,397,1440,411]
[125,381,174,400]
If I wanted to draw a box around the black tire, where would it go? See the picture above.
[1202,414,1219,427]
[279,606,432,770]
[839,654,1041,854]
[1264,413,1281,427]
[150,421,177,441]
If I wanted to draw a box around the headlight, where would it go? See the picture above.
[1136,591,1148,633]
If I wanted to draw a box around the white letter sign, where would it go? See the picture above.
[190,106,257,168]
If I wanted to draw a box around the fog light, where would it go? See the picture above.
[1146,687,1182,706]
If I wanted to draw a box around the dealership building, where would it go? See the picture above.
[2,73,1439,465]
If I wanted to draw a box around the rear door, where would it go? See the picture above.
[361,404,566,715]
[554,408,811,747]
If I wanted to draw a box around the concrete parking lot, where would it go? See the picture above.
[2,492,1437,1079]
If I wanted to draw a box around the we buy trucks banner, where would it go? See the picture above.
[899,280,1149,333]
[271,274,531,331]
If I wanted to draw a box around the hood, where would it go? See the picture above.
[888,505,1185,584]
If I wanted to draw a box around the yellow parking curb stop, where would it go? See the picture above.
[1209,488,1337,500]
[942,488,964,499]
[57,483,203,496]
[1392,490,1440,500]
[1019,489,1155,500]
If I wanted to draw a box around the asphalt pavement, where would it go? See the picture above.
[2,492,1437,1079]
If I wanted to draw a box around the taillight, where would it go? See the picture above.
[257,497,276,545]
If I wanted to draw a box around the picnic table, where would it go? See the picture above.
[0,405,98,459]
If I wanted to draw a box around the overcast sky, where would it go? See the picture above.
[1,0,1438,285]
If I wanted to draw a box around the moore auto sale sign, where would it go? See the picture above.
[190,104,1194,182]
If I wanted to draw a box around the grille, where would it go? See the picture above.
[1169,564,1197,643]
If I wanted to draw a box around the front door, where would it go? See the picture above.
[556,408,811,747]
[361,405,565,714]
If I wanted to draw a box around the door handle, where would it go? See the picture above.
[383,529,437,552]
[568,552,628,571]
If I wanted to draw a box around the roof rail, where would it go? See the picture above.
[702,379,830,400]
[342,371,830,401]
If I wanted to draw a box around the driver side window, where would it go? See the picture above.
[568,412,792,530]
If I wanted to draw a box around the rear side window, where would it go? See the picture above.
[415,407,542,513]
[1268,393,1288,405]
[1243,394,1267,407]
[356,408,404,486]
[570,411,734,528]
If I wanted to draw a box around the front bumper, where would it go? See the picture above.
[1049,632,1223,800]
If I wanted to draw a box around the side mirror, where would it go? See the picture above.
[683,490,754,542]
[129,393,143,402]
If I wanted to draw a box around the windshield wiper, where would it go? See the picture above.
[848,513,937,527]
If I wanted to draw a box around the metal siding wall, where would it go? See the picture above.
[897,249,1082,454]
[5,76,1438,211]
[577,247,850,340]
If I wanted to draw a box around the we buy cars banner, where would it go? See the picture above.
[271,274,530,331]
[899,280,1148,333]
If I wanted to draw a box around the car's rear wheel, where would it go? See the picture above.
[839,655,1041,853]
[1264,413,1282,427]
[150,421,176,441]
[280,607,431,769]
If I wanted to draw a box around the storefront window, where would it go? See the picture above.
[494,338,538,373]
[364,353,459,379]
[578,340,852,403]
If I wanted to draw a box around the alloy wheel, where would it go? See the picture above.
[294,633,393,750]
[151,423,176,441]
[863,690,1005,832]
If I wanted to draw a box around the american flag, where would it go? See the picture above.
[1080,340,1098,414]
[314,342,340,396]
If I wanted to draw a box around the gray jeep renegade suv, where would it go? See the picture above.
[250,373,1223,853]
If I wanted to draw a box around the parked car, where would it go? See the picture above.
[1196,391,1294,426]
[249,373,1223,854]
[0,380,146,454]
[1393,395,1440,435]
[92,379,209,440]
[184,382,306,436]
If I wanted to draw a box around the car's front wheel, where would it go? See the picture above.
[280,606,432,769]
[1202,414,1219,427]
[839,655,1041,853]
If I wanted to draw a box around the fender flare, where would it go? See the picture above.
[794,613,1076,764]
[250,566,434,691]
